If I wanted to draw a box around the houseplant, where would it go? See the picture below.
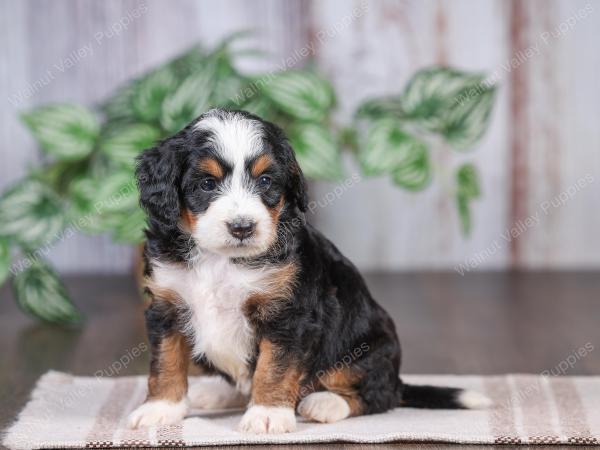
[0,34,496,325]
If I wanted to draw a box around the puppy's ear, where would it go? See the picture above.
[136,143,182,230]
[281,139,308,212]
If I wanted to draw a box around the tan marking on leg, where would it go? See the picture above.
[250,154,273,177]
[251,339,302,407]
[318,366,364,416]
[148,333,190,402]
[198,157,224,178]
[144,279,181,305]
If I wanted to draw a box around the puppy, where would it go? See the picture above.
[128,108,490,433]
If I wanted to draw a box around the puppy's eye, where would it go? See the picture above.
[200,178,217,192]
[258,175,272,190]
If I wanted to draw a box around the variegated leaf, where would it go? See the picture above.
[456,163,481,236]
[69,170,138,232]
[132,67,177,123]
[21,104,99,160]
[240,94,274,120]
[359,118,427,177]
[355,96,404,120]
[457,194,472,236]
[391,143,431,191]
[13,259,82,325]
[160,68,215,133]
[263,70,335,121]
[289,123,343,180]
[402,68,484,127]
[102,82,137,123]
[101,124,160,168]
[440,85,496,150]
[0,179,65,247]
[111,207,147,244]
[456,163,481,198]
[0,238,10,285]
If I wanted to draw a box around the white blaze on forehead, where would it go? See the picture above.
[194,111,264,168]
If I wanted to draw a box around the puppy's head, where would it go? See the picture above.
[136,109,307,258]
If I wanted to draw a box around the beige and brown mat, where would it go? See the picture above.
[3,371,599,448]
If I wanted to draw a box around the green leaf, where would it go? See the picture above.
[210,60,244,107]
[457,194,472,236]
[101,124,160,168]
[401,67,496,149]
[440,85,496,150]
[391,141,431,191]
[111,207,147,244]
[263,70,335,121]
[355,96,404,120]
[160,68,215,133]
[456,163,481,198]
[211,29,255,55]
[21,104,100,160]
[0,179,65,247]
[456,163,481,236]
[166,45,207,79]
[240,94,274,120]
[13,259,82,325]
[359,118,428,177]
[289,123,343,180]
[0,238,10,285]
[102,83,137,123]
[132,67,177,123]
[69,170,138,233]
[401,68,484,128]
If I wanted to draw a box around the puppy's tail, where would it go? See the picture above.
[398,383,492,410]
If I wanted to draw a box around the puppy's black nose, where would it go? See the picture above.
[227,218,256,240]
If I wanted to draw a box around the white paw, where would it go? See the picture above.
[458,390,493,409]
[188,377,247,409]
[127,399,188,429]
[238,405,296,434]
[298,391,350,423]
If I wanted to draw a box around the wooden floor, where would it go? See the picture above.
[1,271,599,449]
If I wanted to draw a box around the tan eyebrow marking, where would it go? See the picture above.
[198,157,224,178]
[251,154,273,177]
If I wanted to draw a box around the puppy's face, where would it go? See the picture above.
[182,114,286,257]
[137,109,307,258]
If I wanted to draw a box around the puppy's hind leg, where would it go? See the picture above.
[298,367,365,424]
[298,391,353,423]
[188,376,248,410]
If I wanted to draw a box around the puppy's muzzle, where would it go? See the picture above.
[227,217,256,241]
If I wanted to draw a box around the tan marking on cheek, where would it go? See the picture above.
[268,196,285,229]
[198,157,224,178]
[180,208,197,232]
[148,333,190,402]
[243,261,298,322]
[251,154,273,177]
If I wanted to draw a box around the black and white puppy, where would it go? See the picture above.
[128,108,490,433]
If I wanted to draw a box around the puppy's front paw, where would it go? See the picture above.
[238,405,296,434]
[127,399,188,429]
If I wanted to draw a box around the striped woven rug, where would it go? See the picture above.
[3,371,599,448]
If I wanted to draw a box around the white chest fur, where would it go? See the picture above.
[151,254,272,392]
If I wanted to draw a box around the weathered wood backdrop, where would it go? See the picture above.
[1,0,598,273]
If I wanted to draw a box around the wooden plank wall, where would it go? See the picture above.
[0,0,598,273]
